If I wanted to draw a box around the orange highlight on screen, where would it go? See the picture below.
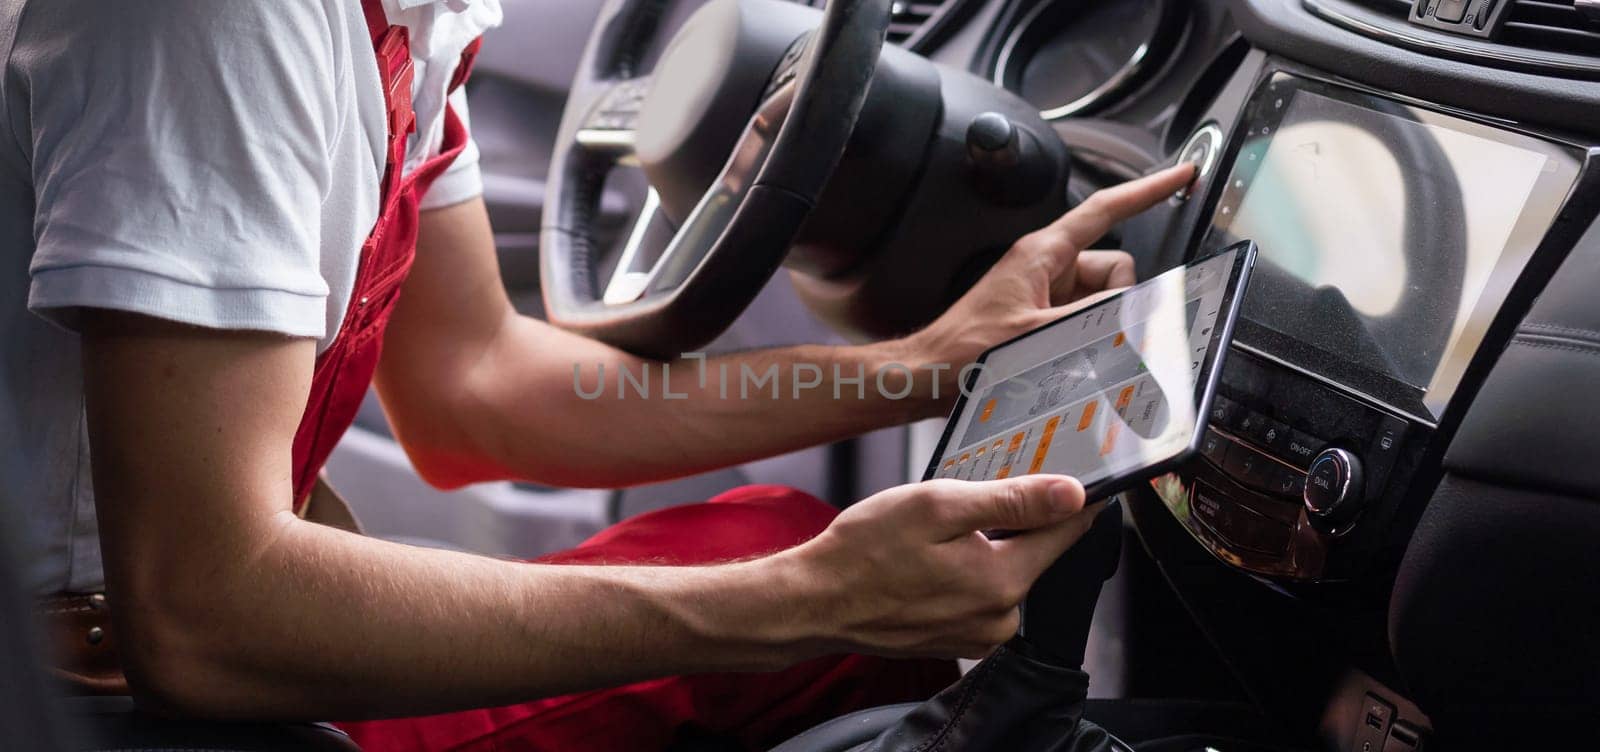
[1028,417,1061,474]
[1116,386,1135,410]
[979,399,997,423]
[1100,422,1121,457]
[1077,401,1098,431]
[1113,332,1126,348]
[1008,433,1026,452]
[995,465,1012,479]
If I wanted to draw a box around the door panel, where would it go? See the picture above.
[474,0,603,92]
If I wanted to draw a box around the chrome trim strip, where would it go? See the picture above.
[993,0,1166,120]
[602,189,661,306]
[991,0,1051,93]
[575,128,639,155]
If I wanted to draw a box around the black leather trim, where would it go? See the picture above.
[1514,330,1600,356]
[1445,211,1600,498]
[1389,475,1600,746]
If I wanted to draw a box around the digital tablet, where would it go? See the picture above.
[925,241,1256,499]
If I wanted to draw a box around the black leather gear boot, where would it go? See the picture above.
[861,636,1125,752]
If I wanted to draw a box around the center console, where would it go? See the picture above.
[1155,66,1591,582]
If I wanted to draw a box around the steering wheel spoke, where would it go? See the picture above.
[576,77,652,162]
[603,189,667,304]
[603,81,797,307]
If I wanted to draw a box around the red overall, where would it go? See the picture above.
[292,3,955,750]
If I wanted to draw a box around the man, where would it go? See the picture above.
[0,0,1196,749]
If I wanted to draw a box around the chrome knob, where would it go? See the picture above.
[1304,448,1364,534]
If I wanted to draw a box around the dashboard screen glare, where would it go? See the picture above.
[1205,79,1583,420]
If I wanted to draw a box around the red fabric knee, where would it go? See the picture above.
[539,484,839,566]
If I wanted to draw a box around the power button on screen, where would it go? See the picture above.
[1174,123,1222,201]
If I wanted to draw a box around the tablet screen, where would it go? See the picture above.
[928,247,1243,489]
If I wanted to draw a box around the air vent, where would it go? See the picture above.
[887,1,951,45]
[788,0,967,49]
[1501,0,1600,56]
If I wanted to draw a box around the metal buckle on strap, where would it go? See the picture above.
[37,593,128,696]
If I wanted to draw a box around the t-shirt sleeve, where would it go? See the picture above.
[419,87,486,211]
[21,0,344,338]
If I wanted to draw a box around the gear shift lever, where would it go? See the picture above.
[775,500,1134,751]
[1018,500,1125,669]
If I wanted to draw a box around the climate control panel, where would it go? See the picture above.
[1156,347,1427,581]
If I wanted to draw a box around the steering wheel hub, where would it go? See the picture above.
[636,1,820,222]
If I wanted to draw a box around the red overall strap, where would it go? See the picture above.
[288,1,484,507]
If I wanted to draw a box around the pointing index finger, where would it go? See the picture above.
[1048,163,1196,251]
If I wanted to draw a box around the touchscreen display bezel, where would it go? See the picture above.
[922,242,1257,499]
[1192,71,1586,424]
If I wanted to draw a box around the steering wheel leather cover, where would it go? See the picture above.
[541,0,891,357]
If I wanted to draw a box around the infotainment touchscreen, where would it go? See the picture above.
[1199,73,1584,421]
[925,244,1253,496]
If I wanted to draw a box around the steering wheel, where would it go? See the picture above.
[542,0,890,358]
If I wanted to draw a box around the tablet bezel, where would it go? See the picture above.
[921,240,1257,499]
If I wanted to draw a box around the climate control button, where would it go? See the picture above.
[1224,444,1276,492]
[1270,467,1306,500]
[1284,430,1325,468]
[1304,448,1365,533]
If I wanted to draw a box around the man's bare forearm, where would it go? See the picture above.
[77,314,821,720]
[377,199,957,490]
[410,314,952,489]
[125,513,818,719]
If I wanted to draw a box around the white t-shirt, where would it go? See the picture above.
[0,0,503,594]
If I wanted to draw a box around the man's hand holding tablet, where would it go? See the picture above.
[780,474,1100,660]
